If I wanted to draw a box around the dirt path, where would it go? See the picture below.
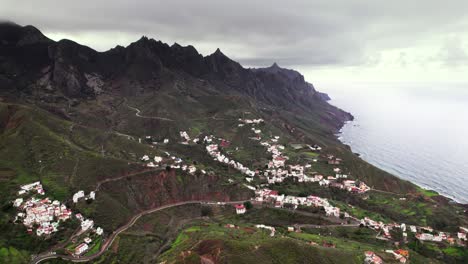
[94,168,162,192]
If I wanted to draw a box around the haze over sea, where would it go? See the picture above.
[320,82,468,203]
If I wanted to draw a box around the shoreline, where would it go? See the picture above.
[335,119,467,205]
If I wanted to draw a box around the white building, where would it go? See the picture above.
[13,198,23,207]
[235,204,246,214]
[75,243,89,255]
[95,227,104,235]
[81,219,94,231]
[73,191,85,203]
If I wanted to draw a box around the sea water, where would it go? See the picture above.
[321,82,468,203]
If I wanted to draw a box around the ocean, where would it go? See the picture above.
[320,82,468,203]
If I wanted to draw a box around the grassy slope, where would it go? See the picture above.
[0,102,159,262]
[0,89,466,263]
[92,203,451,264]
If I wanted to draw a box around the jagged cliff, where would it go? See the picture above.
[0,22,351,131]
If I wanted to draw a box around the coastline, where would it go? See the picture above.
[335,118,467,205]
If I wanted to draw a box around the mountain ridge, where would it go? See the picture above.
[0,23,341,123]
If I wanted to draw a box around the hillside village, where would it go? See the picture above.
[13,115,467,262]
[131,116,467,263]
[12,182,104,256]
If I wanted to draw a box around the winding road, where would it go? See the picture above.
[125,103,175,122]
[31,200,249,264]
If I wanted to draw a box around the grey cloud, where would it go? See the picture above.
[2,0,468,68]
[437,37,468,67]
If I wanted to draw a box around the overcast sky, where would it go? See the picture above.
[2,0,468,83]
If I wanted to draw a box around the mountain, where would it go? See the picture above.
[0,23,466,264]
[0,23,348,127]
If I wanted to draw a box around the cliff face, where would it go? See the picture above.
[0,23,351,130]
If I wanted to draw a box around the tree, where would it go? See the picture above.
[243,201,253,210]
[201,206,213,217]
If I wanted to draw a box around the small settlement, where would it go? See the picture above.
[12,181,104,256]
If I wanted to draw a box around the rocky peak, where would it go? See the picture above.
[170,43,200,58]
[253,62,302,81]
[205,48,243,74]
[213,48,224,56]
[0,22,52,46]
[270,62,280,69]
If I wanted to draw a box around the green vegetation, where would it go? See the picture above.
[84,237,102,256]
[417,186,439,197]
[160,223,363,264]
[0,246,29,264]
[0,87,466,264]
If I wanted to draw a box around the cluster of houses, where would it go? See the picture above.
[73,228,103,256]
[141,154,162,167]
[254,188,342,218]
[205,143,256,180]
[257,135,370,194]
[361,217,396,239]
[13,182,72,236]
[142,154,166,168]
[69,213,103,256]
[75,213,97,232]
[361,217,467,247]
[17,181,45,195]
[261,138,287,169]
[254,187,466,248]
[12,181,104,244]
[414,226,467,246]
[14,196,72,236]
[142,153,202,175]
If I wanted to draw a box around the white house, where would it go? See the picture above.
[75,243,89,255]
[81,219,94,231]
[235,204,246,214]
[95,227,104,235]
[73,191,85,203]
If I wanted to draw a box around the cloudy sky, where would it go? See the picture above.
[2,0,468,82]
